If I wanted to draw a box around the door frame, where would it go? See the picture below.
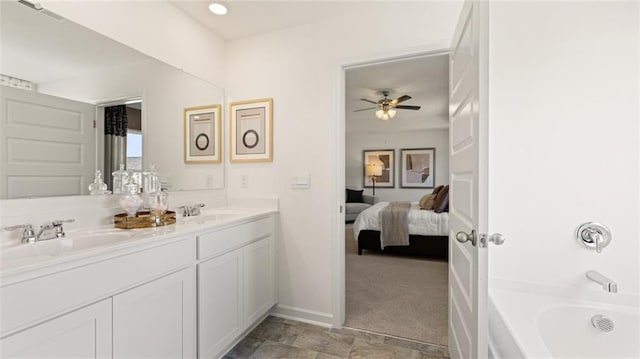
[332,43,451,327]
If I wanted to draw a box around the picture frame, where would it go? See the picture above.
[400,148,435,188]
[183,104,222,163]
[363,149,394,188]
[229,98,273,162]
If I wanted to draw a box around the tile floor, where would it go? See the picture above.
[224,316,450,359]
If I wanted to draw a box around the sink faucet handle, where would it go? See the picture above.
[4,224,36,243]
[52,219,75,226]
[178,205,190,217]
[4,223,33,231]
[51,219,74,238]
[190,203,205,216]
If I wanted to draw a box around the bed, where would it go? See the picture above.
[352,201,449,259]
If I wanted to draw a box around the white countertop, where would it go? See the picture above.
[0,207,277,281]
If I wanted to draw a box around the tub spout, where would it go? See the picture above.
[586,270,618,293]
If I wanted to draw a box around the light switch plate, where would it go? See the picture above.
[291,173,310,189]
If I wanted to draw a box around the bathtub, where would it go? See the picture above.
[489,287,640,358]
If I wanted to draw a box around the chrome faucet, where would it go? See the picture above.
[36,219,75,241]
[4,219,75,243]
[178,203,205,217]
[586,270,618,293]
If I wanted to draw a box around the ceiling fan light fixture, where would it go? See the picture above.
[375,104,396,120]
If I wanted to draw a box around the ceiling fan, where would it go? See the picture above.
[354,91,421,120]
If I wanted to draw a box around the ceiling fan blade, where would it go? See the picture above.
[390,95,412,105]
[353,107,376,112]
[360,98,378,104]
[395,105,421,110]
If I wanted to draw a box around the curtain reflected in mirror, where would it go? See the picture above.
[104,105,128,191]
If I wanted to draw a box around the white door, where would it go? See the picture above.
[0,86,96,198]
[113,267,196,359]
[448,1,493,358]
[0,298,112,358]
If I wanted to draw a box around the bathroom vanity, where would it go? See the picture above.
[0,208,277,359]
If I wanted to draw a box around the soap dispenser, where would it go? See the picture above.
[88,170,110,195]
[119,172,143,217]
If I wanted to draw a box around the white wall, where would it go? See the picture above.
[39,59,225,191]
[225,3,463,323]
[487,2,639,299]
[38,0,225,87]
[346,129,449,202]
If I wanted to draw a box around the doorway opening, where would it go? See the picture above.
[99,98,143,191]
[342,51,450,346]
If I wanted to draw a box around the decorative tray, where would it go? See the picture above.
[114,210,176,229]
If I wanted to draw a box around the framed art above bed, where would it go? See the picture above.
[400,148,435,188]
[363,149,394,189]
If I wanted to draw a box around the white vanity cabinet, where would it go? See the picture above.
[197,215,277,359]
[0,211,278,359]
[0,236,197,359]
[0,298,113,358]
[113,266,196,358]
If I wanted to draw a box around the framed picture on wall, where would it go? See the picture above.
[400,148,435,188]
[183,104,222,163]
[229,98,273,162]
[363,149,394,188]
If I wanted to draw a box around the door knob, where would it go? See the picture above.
[485,233,506,245]
[456,229,477,246]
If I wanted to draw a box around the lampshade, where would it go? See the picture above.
[375,104,397,121]
[365,162,383,177]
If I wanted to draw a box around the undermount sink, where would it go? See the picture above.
[0,229,136,270]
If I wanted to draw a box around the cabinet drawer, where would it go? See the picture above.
[0,237,195,336]
[197,216,273,260]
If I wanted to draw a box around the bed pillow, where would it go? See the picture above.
[434,191,449,213]
[432,185,449,211]
[432,185,444,196]
[346,189,364,203]
[419,194,437,210]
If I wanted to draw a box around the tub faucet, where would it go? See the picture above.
[586,270,618,293]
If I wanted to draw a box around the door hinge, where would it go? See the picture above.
[93,119,96,129]
[339,205,343,213]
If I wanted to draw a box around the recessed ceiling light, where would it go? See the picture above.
[208,3,227,15]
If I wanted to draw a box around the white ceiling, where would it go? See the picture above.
[170,1,384,41]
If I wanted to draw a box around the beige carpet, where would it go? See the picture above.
[345,224,448,346]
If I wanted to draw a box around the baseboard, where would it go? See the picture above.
[270,304,334,328]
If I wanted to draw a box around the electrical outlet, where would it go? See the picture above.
[205,175,214,188]
[240,174,249,188]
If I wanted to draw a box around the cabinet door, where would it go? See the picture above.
[244,236,275,326]
[0,298,112,358]
[198,248,243,359]
[113,267,196,359]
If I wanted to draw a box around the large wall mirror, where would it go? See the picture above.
[0,1,225,199]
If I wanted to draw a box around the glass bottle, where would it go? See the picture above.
[88,170,109,195]
[143,163,160,194]
[112,163,128,194]
[119,174,143,217]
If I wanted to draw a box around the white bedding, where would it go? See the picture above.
[353,201,449,239]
